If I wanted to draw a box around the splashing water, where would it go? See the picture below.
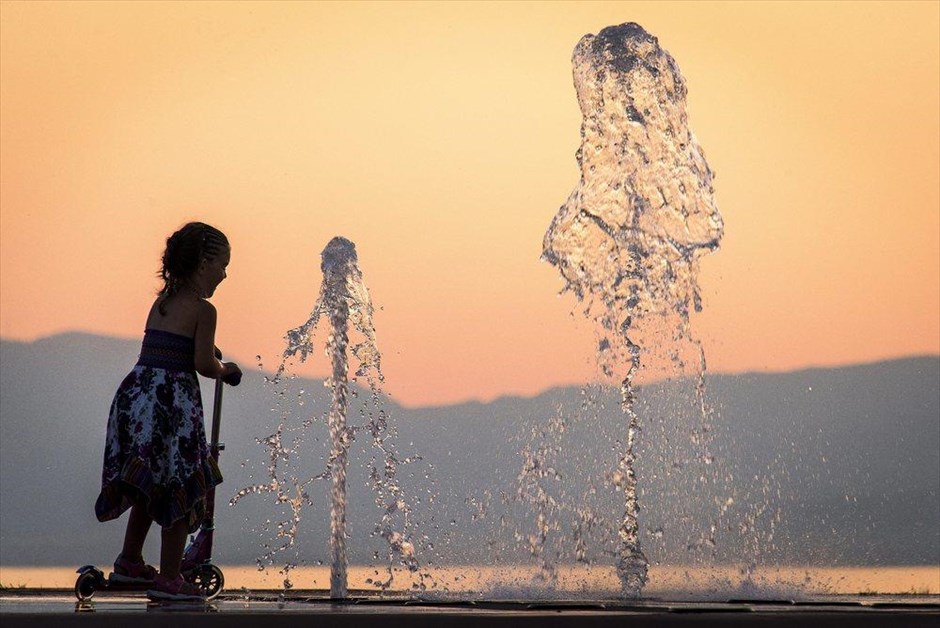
[542,23,724,597]
[514,409,565,586]
[231,236,420,598]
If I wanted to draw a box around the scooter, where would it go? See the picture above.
[75,365,231,602]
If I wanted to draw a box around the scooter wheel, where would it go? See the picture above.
[75,571,98,601]
[187,564,224,600]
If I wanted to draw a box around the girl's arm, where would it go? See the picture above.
[194,301,228,379]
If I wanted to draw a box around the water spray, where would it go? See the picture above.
[543,23,724,597]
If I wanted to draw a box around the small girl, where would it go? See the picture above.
[95,222,242,601]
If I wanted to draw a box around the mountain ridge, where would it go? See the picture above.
[1,334,937,569]
[2,331,936,409]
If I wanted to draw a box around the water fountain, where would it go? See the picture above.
[232,22,723,602]
[542,22,724,596]
[232,236,418,599]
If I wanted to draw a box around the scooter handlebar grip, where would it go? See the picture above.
[222,370,241,386]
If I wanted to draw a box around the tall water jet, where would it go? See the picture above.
[543,23,724,596]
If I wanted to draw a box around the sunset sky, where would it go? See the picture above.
[1,1,938,406]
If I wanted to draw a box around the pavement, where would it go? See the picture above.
[2,590,939,627]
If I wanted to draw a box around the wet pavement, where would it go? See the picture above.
[2,590,938,627]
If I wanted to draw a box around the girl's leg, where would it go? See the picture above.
[160,519,189,579]
[120,503,153,562]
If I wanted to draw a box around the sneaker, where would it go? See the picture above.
[146,574,207,602]
[110,554,157,584]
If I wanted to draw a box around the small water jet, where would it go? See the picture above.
[542,23,724,597]
[319,237,357,598]
[232,236,420,599]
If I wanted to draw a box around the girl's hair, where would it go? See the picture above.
[158,222,229,314]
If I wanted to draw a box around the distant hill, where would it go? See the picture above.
[1,333,937,570]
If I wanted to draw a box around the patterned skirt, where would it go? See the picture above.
[95,365,223,532]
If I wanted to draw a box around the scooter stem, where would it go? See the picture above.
[182,374,224,570]
[210,375,223,451]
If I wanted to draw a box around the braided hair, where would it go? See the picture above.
[158,222,229,314]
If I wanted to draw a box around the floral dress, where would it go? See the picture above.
[95,329,223,532]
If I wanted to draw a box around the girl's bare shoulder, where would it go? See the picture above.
[145,296,203,337]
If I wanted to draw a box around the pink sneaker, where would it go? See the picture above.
[146,573,206,602]
[110,554,157,584]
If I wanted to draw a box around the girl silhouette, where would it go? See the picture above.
[95,222,241,601]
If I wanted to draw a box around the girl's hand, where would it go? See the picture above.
[221,362,242,386]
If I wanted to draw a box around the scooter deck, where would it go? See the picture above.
[104,574,154,592]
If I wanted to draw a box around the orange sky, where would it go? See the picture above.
[1,1,938,406]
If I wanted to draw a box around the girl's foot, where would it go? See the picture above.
[110,553,157,584]
[147,573,206,602]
